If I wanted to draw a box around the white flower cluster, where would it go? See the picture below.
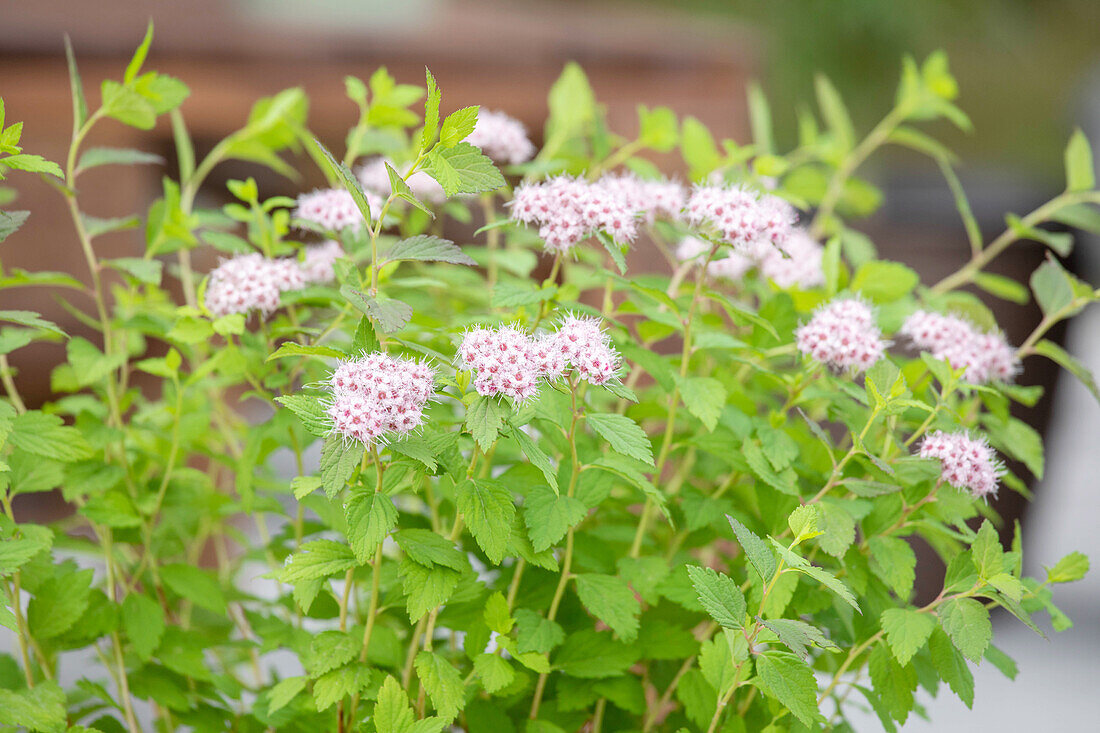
[466,109,536,165]
[510,176,640,253]
[203,242,345,317]
[327,353,436,445]
[795,297,887,374]
[899,310,1019,384]
[458,315,621,402]
[684,185,796,252]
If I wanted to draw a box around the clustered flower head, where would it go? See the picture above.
[358,157,446,204]
[458,315,621,401]
[920,430,1002,498]
[675,228,824,290]
[795,297,887,373]
[465,109,536,165]
[327,353,436,445]
[294,188,380,232]
[299,240,345,284]
[684,185,796,252]
[509,176,639,253]
[899,310,1019,384]
[592,173,687,224]
[204,253,304,317]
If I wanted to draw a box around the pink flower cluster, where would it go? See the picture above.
[593,174,687,224]
[920,430,1002,498]
[327,353,435,445]
[795,297,887,373]
[358,157,446,204]
[299,240,345,284]
[684,185,796,252]
[899,310,1019,384]
[466,109,536,165]
[204,253,305,317]
[458,315,621,401]
[295,188,381,232]
[676,229,824,290]
[510,176,639,253]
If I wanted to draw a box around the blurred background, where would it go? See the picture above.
[1,1,1098,728]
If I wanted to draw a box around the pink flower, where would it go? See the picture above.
[358,157,446,204]
[685,186,796,252]
[759,229,825,290]
[899,311,1019,384]
[204,253,304,317]
[299,240,345,284]
[509,176,638,254]
[553,314,622,386]
[328,353,436,445]
[466,109,536,165]
[796,297,887,373]
[295,188,380,232]
[593,174,687,224]
[920,430,1002,498]
[458,326,543,402]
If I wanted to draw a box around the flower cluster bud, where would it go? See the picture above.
[327,353,436,445]
[920,430,1002,498]
[899,310,1019,384]
[466,109,536,165]
[295,188,380,232]
[795,297,887,373]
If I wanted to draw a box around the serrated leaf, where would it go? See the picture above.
[757,617,840,659]
[28,568,92,639]
[929,627,974,708]
[465,395,503,451]
[574,573,641,642]
[1034,339,1100,404]
[9,411,92,462]
[726,514,777,582]
[267,676,307,715]
[122,594,165,662]
[399,559,460,622]
[474,653,514,694]
[313,665,372,711]
[345,490,397,563]
[320,437,359,498]
[509,425,558,494]
[0,210,30,243]
[868,535,917,599]
[1046,551,1089,584]
[1064,128,1095,192]
[686,565,745,629]
[938,597,991,663]
[771,540,860,612]
[76,146,163,175]
[415,650,464,721]
[755,651,826,728]
[524,485,586,552]
[313,137,373,223]
[586,412,654,465]
[382,235,476,266]
[456,478,515,565]
[161,563,227,614]
[515,608,565,654]
[678,376,725,431]
[105,256,162,285]
[394,528,465,570]
[554,629,640,679]
[267,341,346,362]
[868,641,917,723]
[278,540,357,583]
[276,394,333,438]
[880,608,935,666]
[425,142,505,196]
[440,106,479,147]
[0,681,66,732]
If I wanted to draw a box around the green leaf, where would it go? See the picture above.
[421,69,442,150]
[313,137,373,223]
[122,593,166,661]
[771,540,860,612]
[425,142,505,197]
[1034,339,1100,404]
[394,529,465,570]
[0,681,66,732]
[8,411,92,462]
[0,154,63,178]
[101,80,156,129]
[313,665,372,711]
[105,256,163,285]
[787,505,822,544]
[277,540,357,583]
[726,515,776,582]
[456,478,516,565]
[382,235,476,266]
[320,437,359,498]
[868,535,917,599]
[415,651,464,721]
[275,394,333,438]
[345,490,397,563]
[574,573,641,642]
[1064,128,1095,192]
[340,286,413,334]
[880,608,935,666]
[1046,551,1089,584]
[686,565,745,629]
[266,341,346,362]
[755,651,826,728]
[973,271,1030,305]
[482,591,513,636]
[757,617,839,659]
[554,629,640,679]
[267,677,307,715]
[1030,256,1079,318]
[515,609,565,654]
[124,20,155,83]
[851,261,919,303]
[64,35,88,129]
[385,162,434,217]
[0,310,65,338]
[817,502,856,558]
[465,395,503,451]
[868,641,917,723]
[400,559,460,622]
[681,116,723,178]
[509,426,558,494]
[28,568,92,639]
[929,627,974,708]
[637,105,678,152]
[586,412,654,465]
[678,377,725,432]
[0,210,29,243]
[308,631,358,678]
[938,597,992,663]
[440,106,480,147]
[474,653,514,694]
[970,519,1005,579]
[524,485,586,552]
[815,74,855,153]
[76,146,163,175]
[984,644,1018,680]
[67,336,127,387]
[160,563,227,614]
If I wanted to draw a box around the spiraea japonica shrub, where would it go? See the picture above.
[0,25,1096,733]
